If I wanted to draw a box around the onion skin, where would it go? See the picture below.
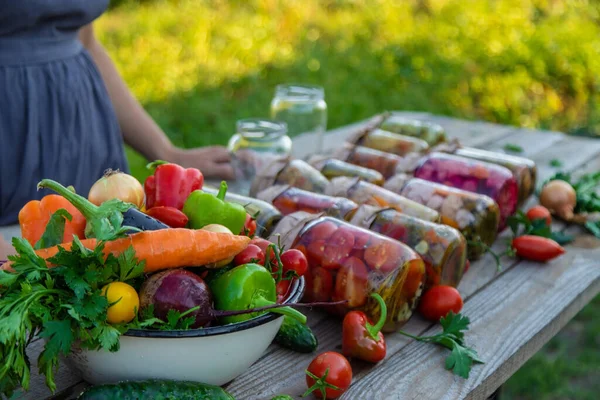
[539,180,576,221]
[88,170,145,208]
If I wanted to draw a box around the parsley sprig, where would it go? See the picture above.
[506,210,573,245]
[398,312,483,378]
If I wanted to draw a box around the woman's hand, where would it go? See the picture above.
[165,145,235,180]
[0,235,15,260]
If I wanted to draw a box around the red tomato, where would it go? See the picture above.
[309,221,339,241]
[304,267,334,302]
[378,222,407,241]
[364,240,402,272]
[234,244,265,266]
[276,280,291,303]
[402,260,425,298]
[307,239,327,266]
[240,213,257,237]
[333,257,368,309]
[322,229,355,270]
[305,352,352,399]
[146,206,189,228]
[352,231,370,250]
[526,205,552,226]
[281,249,308,277]
[512,235,564,262]
[249,237,277,263]
[418,285,463,321]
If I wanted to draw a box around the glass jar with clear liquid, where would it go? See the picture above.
[227,119,292,196]
[270,84,327,153]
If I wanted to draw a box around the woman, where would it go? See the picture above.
[0,1,234,256]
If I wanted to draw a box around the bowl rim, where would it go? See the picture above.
[124,275,305,338]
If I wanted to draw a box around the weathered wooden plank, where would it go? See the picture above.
[339,250,600,400]
[481,128,565,158]
[531,136,600,184]
[422,115,518,148]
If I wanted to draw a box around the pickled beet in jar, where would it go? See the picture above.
[270,212,426,332]
[414,152,518,230]
[326,177,441,223]
[379,115,447,145]
[398,178,500,260]
[353,128,430,157]
[257,185,359,220]
[350,205,467,289]
[335,145,422,178]
[250,159,329,197]
[308,156,385,186]
[454,147,537,207]
[202,186,282,238]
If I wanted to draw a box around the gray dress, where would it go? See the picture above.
[0,0,129,225]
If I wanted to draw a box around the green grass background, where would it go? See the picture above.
[99,1,599,398]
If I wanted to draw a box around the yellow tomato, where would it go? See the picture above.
[101,282,140,324]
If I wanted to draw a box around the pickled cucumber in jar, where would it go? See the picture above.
[308,155,385,186]
[257,185,359,220]
[379,115,447,145]
[335,145,422,178]
[398,178,500,260]
[453,147,537,207]
[270,212,426,331]
[202,186,282,238]
[350,128,430,157]
[350,205,467,289]
[414,152,518,230]
[250,159,329,197]
[326,176,441,223]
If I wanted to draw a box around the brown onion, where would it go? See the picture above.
[539,180,576,221]
[88,169,145,208]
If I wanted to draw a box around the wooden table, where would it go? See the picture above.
[4,112,600,400]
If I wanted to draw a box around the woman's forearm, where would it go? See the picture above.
[79,25,175,161]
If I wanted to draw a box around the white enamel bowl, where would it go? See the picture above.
[65,276,305,386]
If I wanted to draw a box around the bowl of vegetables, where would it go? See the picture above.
[65,267,306,387]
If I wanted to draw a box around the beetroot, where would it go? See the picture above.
[140,269,214,328]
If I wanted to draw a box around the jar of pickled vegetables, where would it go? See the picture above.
[379,115,447,145]
[349,128,430,157]
[201,186,282,238]
[270,211,426,331]
[413,152,518,230]
[308,155,385,186]
[453,147,537,207]
[398,178,500,260]
[256,185,359,220]
[350,205,467,289]
[326,177,441,223]
[249,159,329,197]
[335,145,422,178]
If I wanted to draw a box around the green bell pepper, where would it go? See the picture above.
[183,181,247,234]
[208,263,307,325]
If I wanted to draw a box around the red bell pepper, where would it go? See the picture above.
[146,206,189,228]
[144,160,204,210]
[341,293,387,363]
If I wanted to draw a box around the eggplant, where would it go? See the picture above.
[122,208,169,233]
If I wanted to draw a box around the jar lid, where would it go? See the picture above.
[268,211,324,250]
[306,154,329,170]
[256,184,290,204]
[348,204,383,228]
[383,173,412,193]
[249,159,288,197]
[325,176,361,197]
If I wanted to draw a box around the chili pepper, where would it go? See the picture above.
[183,181,247,234]
[144,160,204,210]
[512,235,565,262]
[146,206,189,228]
[18,194,87,247]
[208,263,307,325]
[341,293,387,363]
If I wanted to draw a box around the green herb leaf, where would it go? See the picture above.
[549,159,563,167]
[585,221,600,238]
[39,320,74,360]
[549,231,575,245]
[34,209,72,250]
[503,143,523,153]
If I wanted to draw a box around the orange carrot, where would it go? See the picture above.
[2,229,250,273]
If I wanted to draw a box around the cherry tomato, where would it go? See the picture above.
[307,239,327,266]
[418,285,463,321]
[101,282,139,324]
[364,240,402,272]
[281,249,308,277]
[304,267,333,302]
[512,235,565,262]
[352,231,370,250]
[309,221,339,241]
[526,205,552,226]
[241,213,257,237]
[333,257,368,308]
[402,259,425,298]
[234,244,265,266]
[305,352,352,399]
[322,229,355,270]
[250,237,277,263]
[273,196,299,215]
[276,280,291,303]
[146,206,188,228]
[378,222,407,241]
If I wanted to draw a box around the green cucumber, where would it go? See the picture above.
[274,315,318,353]
[77,379,235,400]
